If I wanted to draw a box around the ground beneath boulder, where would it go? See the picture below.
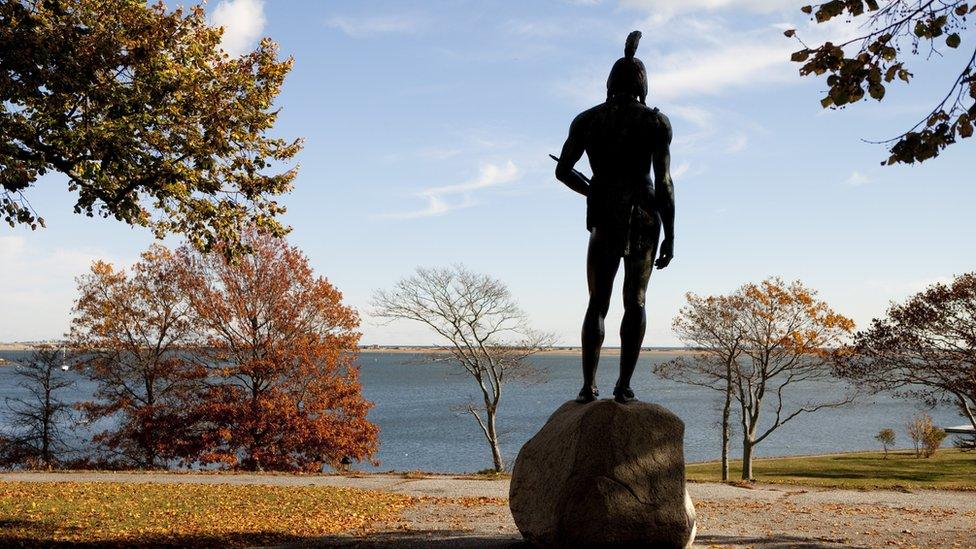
[3,472,974,548]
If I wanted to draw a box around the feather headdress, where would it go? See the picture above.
[607,31,648,103]
[624,31,641,59]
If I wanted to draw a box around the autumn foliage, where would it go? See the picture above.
[657,277,856,480]
[70,246,204,468]
[68,234,377,471]
[789,1,976,164]
[835,273,976,432]
[176,232,377,472]
[0,481,411,546]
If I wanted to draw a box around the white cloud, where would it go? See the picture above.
[621,0,795,18]
[669,105,714,129]
[652,41,793,101]
[845,170,871,186]
[671,162,691,178]
[326,15,427,37]
[209,0,266,57]
[386,161,520,219]
[725,132,748,153]
[555,36,793,106]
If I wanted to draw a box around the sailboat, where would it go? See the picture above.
[61,346,69,371]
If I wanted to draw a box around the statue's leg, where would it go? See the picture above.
[580,227,620,401]
[616,243,656,401]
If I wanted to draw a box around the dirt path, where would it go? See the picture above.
[2,472,974,548]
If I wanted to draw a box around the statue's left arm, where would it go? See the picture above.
[653,114,674,269]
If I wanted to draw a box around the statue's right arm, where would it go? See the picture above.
[555,114,589,197]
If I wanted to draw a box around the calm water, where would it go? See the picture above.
[0,350,961,473]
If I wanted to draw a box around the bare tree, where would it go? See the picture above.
[1,347,75,469]
[372,265,552,472]
[654,293,744,481]
[732,278,857,480]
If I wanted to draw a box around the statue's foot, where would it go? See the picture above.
[575,386,599,403]
[613,386,637,403]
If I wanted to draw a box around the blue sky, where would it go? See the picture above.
[2,0,974,346]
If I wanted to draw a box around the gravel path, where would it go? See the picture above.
[3,472,974,548]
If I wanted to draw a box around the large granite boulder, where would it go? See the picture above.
[509,399,696,548]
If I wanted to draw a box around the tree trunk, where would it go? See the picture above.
[958,395,976,431]
[486,409,504,472]
[41,420,51,469]
[42,377,52,469]
[741,435,754,480]
[721,375,732,482]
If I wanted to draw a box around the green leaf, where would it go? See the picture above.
[820,96,834,108]
[914,21,928,38]
[801,5,813,14]
[946,33,961,49]
[959,114,973,138]
[868,83,885,101]
[790,49,810,62]
[884,65,898,83]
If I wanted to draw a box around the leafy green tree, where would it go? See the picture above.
[874,428,896,458]
[789,1,975,164]
[1,0,301,254]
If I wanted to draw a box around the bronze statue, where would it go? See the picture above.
[554,31,675,404]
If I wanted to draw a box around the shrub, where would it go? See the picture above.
[921,427,947,458]
[906,413,947,458]
[906,413,931,459]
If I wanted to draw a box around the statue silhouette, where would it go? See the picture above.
[554,31,675,404]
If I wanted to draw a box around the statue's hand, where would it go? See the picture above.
[655,238,673,269]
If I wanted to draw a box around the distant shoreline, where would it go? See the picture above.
[358,346,695,356]
[1,342,695,357]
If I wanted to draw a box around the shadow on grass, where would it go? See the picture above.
[697,533,860,548]
[0,529,529,548]
[765,468,945,483]
[0,529,870,548]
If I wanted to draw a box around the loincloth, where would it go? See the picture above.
[586,197,660,257]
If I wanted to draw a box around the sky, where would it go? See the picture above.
[2,0,975,347]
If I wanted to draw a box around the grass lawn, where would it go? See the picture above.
[686,448,976,490]
[0,481,412,547]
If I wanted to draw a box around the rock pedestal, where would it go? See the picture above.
[509,399,696,548]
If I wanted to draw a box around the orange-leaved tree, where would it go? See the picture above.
[70,245,205,468]
[176,232,377,472]
[734,277,857,479]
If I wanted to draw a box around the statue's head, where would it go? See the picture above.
[606,31,647,104]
